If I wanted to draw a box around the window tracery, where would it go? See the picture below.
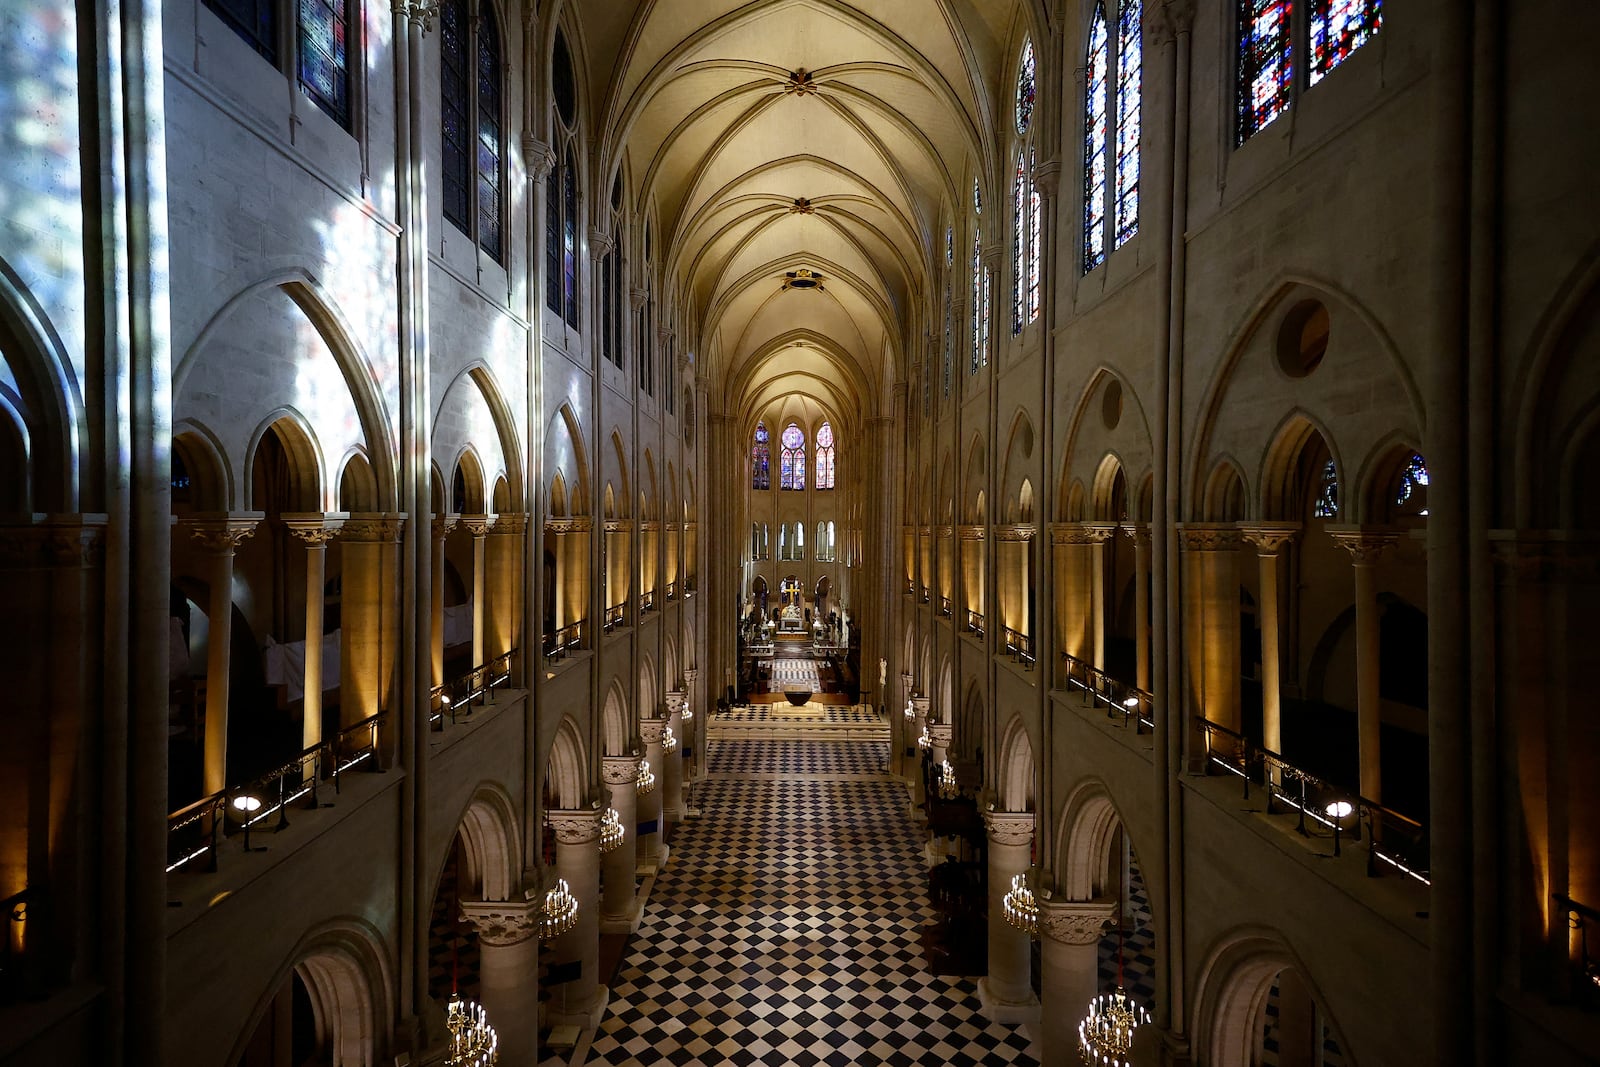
[780,424,806,491]
[815,422,836,490]
[1313,457,1339,519]
[442,0,504,261]
[1310,0,1383,85]
[752,423,770,491]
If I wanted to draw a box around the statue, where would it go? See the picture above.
[879,657,887,689]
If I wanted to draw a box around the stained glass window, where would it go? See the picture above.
[1084,5,1110,272]
[942,283,952,398]
[298,0,350,127]
[205,0,277,62]
[1012,153,1026,336]
[946,225,954,266]
[1114,0,1141,248]
[1028,146,1041,323]
[981,269,992,370]
[780,423,806,491]
[815,422,836,490]
[476,13,504,262]
[441,0,471,232]
[1310,0,1382,84]
[563,147,578,327]
[1313,458,1339,519]
[971,235,983,374]
[1237,0,1293,144]
[545,165,561,313]
[442,1,505,259]
[752,423,770,491]
[1395,452,1429,514]
[1016,38,1036,135]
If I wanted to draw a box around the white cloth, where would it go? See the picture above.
[262,630,342,701]
[443,600,473,647]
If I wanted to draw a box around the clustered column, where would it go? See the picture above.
[909,696,931,808]
[663,690,685,825]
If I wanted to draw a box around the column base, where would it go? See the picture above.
[636,843,670,878]
[599,896,646,935]
[976,977,1040,1024]
[542,985,611,1031]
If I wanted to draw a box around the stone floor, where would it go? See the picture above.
[581,738,1039,1066]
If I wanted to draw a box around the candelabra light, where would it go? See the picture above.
[917,726,931,750]
[599,807,624,853]
[536,877,579,940]
[662,725,678,752]
[445,993,498,1066]
[678,701,693,722]
[936,759,959,799]
[635,757,657,795]
[903,701,915,721]
[1002,872,1038,934]
[1078,988,1150,1066]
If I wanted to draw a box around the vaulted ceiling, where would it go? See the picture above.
[571,0,1046,436]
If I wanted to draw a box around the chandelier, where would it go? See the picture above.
[678,701,693,722]
[917,726,931,750]
[662,725,679,752]
[1001,872,1038,934]
[936,759,960,799]
[445,993,498,1066]
[903,701,915,721]
[536,877,579,941]
[1078,988,1150,1066]
[599,807,624,853]
[635,757,657,795]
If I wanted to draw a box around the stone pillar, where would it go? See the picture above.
[457,898,540,1067]
[1050,524,1094,665]
[340,514,405,728]
[462,515,495,667]
[1039,900,1118,1064]
[894,670,915,777]
[546,808,608,1026]
[663,691,685,824]
[600,756,642,933]
[928,721,952,769]
[431,514,458,687]
[682,668,700,787]
[182,514,262,793]
[1241,525,1298,764]
[283,514,344,752]
[1179,524,1244,736]
[1330,528,1398,803]
[1086,523,1118,670]
[978,811,1039,1022]
[487,514,524,658]
[910,696,931,808]
[1128,524,1152,691]
[638,718,667,870]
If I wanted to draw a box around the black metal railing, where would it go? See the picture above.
[603,602,629,632]
[665,581,678,601]
[919,586,930,604]
[1060,652,1155,732]
[684,575,696,594]
[641,590,656,615]
[430,649,518,727]
[0,887,37,1001]
[166,711,386,875]
[543,620,585,663]
[1554,894,1600,1004]
[938,596,953,617]
[1002,627,1035,668]
[1196,717,1430,885]
[966,610,985,638]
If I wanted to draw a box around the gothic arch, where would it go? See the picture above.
[1191,928,1356,1067]
[446,783,523,904]
[246,409,325,512]
[0,259,85,512]
[545,716,589,810]
[545,402,591,514]
[602,679,630,756]
[437,362,526,510]
[996,710,1035,812]
[1053,779,1137,900]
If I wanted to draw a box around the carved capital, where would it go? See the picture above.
[910,697,931,717]
[639,718,667,745]
[523,137,556,182]
[1123,522,1152,549]
[492,514,528,536]
[629,287,650,312]
[1177,523,1243,552]
[182,513,263,553]
[546,807,603,845]
[958,524,987,542]
[461,514,497,537]
[657,324,676,344]
[545,516,592,535]
[994,523,1036,542]
[1049,522,1099,546]
[1326,526,1399,565]
[1083,522,1119,544]
[433,513,460,540]
[588,229,615,258]
[683,668,699,683]
[1239,522,1300,556]
[0,514,109,569]
[283,512,346,546]
[1147,0,1197,45]
[1033,160,1062,199]
[927,722,953,747]
[1039,900,1118,945]
[603,755,640,785]
[459,897,540,946]
[984,810,1035,846]
[340,513,407,543]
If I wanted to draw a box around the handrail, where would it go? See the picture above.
[430,649,518,727]
[0,887,35,999]
[665,581,678,601]
[1060,652,1155,732]
[543,620,586,662]
[919,587,930,604]
[1553,893,1600,1003]
[603,601,628,632]
[641,589,656,614]
[1195,717,1430,885]
[1002,627,1035,668]
[166,710,386,875]
[904,578,914,596]
[938,595,953,617]
[966,610,985,638]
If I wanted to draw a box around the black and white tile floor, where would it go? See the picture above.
[704,739,888,777]
[584,745,1039,1066]
[716,705,879,725]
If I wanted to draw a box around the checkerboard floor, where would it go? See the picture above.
[585,745,1039,1065]
[718,705,880,724]
[705,739,888,777]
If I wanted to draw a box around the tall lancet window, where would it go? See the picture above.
[1012,38,1042,335]
[815,422,836,490]
[546,29,580,325]
[1237,0,1293,143]
[1115,0,1141,246]
[780,424,806,491]
[971,180,988,373]
[752,423,770,491]
[1084,5,1110,271]
[441,0,505,261]
[1310,0,1382,84]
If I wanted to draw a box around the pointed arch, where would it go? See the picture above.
[545,716,589,810]
[996,711,1036,812]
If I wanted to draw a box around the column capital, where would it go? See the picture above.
[1122,522,1152,548]
[1176,522,1243,552]
[522,136,556,181]
[180,512,264,552]
[461,513,497,537]
[927,722,953,747]
[1049,522,1101,546]
[1083,522,1119,543]
[1239,522,1301,555]
[983,810,1035,846]
[683,668,699,683]
[340,512,407,543]
[433,512,461,540]
[546,806,604,845]
[1032,159,1062,199]
[492,514,528,535]
[1490,530,1600,583]
[629,287,650,312]
[0,514,109,569]
[459,897,541,946]
[1148,0,1197,45]
[1326,525,1399,564]
[283,512,348,545]
[639,717,667,744]
[910,696,931,715]
[602,755,640,785]
[588,229,615,258]
[1038,900,1118,945]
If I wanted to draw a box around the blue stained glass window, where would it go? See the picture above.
[1028,146,1041,323]
[1012,154,1026,336]
[476,12,504,262]
[204,0,278,62]
[298,0,350,128]
[563,148,578,327]
[753,424,770,490]
[1395,452,1429,513]
[780,424,806,490]
[971,236,983,373]
[441,0,471,233]
[815,422,836,490]
[545,166,561,313]
[1313,458,1339,518]
[1016,39,1036,135]
[980,269,992,369]
[946,225,954,266]
[1084,5,1110,271]
[1115,0,1142,247]
[1237,0,1293,144]
[1310,0,1382,85]
[942,283,952,398]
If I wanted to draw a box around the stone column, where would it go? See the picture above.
[978,811,1039,1022]
[928,721,952,769]
[546,807,608,1026]
[431,514,459,687]
[663,691,685,824]
[1241,525,1299,763]
[283,514,344,752]
[894,670,915,777]
[182,514,262,793]
[1179,524,1243,736]
[910,696,931,808]
[1039,900,1118,1064]
[457,897,540,1067]
[600,756,642,933]
[488,514,525,659]
[1329,528,1398,803]
[682,668,700,787]
[1050,523,1094,666]
[462,515,495,667]
[1128,524,1152,691]
[1086,523,1118,670]
[638,718,667,870]
[340,514,405,728]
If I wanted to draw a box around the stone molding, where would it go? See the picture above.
[545,517,592,535]
[1038,900,1118,946]
[1490,530,1600,582]
[994,523,1036,542]
[639,718,667,744]
[1033,159,1062,199]
[927,722,953,747]
[433,513,461,540]
[958,524,987,541]
[546,807,603,845]
[492,514,528,535]
[1122,522,1151,548]
[1176,523,1242,552]
[459,897,541,946]
[181,513,263,553]
[1239,522,1300,556]
[602,756,640,785]
[629,287,649,312]
[588,229,615,258]
[0,514,110,569]
[1326,526,1399,565]
[983,810,1035,846]
[341,513,407,543]
[522,137,556,181]
[283,512,347,546]
[1049,522,1102,546]
[460,514,497,538]
[602,518,630,534]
